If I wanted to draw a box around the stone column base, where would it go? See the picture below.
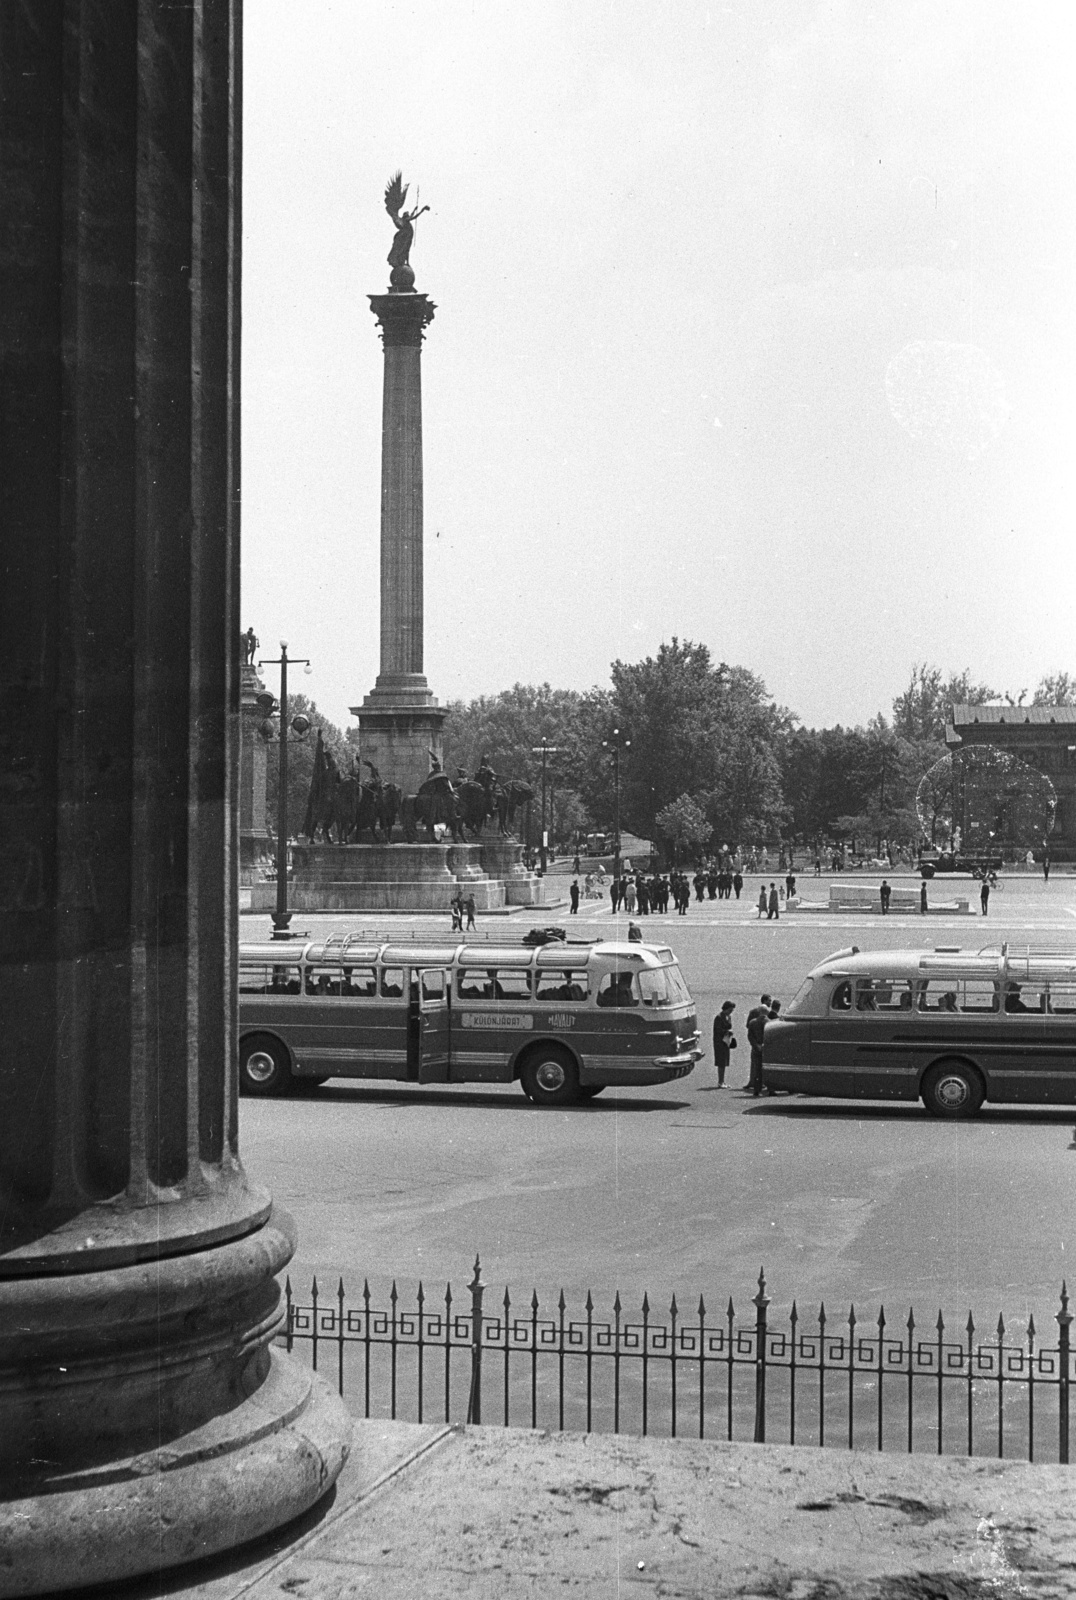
[1,1354,348,1597]
[0,1207,351,1596]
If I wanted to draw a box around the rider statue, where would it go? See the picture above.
[475,756,497,800]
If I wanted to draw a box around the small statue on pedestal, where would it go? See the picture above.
[241,625,258,665]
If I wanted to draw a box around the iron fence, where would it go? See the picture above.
[281,1258,1073,1464]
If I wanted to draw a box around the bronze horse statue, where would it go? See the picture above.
[401,772,465,843]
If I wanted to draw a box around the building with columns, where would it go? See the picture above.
[946,704,1076,859]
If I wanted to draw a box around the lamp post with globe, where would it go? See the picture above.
[601,726,631,883]
[258,642,312,939]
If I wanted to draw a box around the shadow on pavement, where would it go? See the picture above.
[298,1084,690,1113]
[743,1098,1076,1125]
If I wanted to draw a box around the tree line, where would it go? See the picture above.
[261,652,1076,854]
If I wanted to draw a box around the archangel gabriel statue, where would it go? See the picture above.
[384,171,429,291]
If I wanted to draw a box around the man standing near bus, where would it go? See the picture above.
[569,879,580,914]
[980,878,990,915]
[712,1000,736,1089]
[744,994,771,1095]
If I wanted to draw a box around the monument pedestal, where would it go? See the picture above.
[282,842,506,912]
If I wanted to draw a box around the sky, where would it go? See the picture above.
[241,1,1076,734]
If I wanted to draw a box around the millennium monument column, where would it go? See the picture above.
[0,8,349,1592]
[351,174,446,797]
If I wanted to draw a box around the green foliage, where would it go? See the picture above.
[1033,672,1076,706]
[891,663,997,742]
[654,793,712,862]
[609,639,789,843]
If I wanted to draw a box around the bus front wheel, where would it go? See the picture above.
[240,1034,293,1097]
[922,1059,983,1118]
[578,1085,605,1100]
[520,1047,580,1107]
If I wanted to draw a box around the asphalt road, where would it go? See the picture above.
[240,871,1076,1336]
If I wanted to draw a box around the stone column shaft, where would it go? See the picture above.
[380,341,425,679]
[0,6,349,1589]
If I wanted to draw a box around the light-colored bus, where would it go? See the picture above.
[238,935,701,1106]
[763,943,1076,1117]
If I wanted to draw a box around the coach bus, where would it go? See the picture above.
[238,935,702,1107]
[763,944,1076,1117]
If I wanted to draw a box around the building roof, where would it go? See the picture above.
[951,703,1076,728]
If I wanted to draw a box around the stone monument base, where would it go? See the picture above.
[254,841,544,913]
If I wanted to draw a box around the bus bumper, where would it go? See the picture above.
[579,1049,701,1088]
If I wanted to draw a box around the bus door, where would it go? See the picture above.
[416,968,451,1084]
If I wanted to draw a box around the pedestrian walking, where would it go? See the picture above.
[465,893,476,929]
[785,871,795,901]
[980,879,990,916]
[573,854,581,875]
[745,994,770,1095]
[920,881,928,914]
[610,878,619,914]
[450,892,463,932]
[712,1000,736,1089]
[569,879,580,914]
[733,870,743,900]
[757,885,767,919]
[625,878,637,913]
[879,878,891,914]
[1044,856,1051,882]
[767,883,780,920]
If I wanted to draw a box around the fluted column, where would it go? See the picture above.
[353,289,445,796]
[0,5,349,1590]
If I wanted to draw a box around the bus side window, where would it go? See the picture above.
[1048,983,1076,1014]
[421,970,446,1002]
[267,965,300,995]
[239,965,271,995]
[959,980,998,1013]
[830,981,852,1011]
[306,967,342,996]
[493,969,530,1000]
[458,970,492,1001]
[536,970,588,1001]
[380,967,405,999]
[342,967,377,997]
[596,971,639,1007]
[855,981,877,1012]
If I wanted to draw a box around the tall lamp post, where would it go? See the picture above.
[601,726,631,881]
[259,642,311,939]
[530,736,563,875]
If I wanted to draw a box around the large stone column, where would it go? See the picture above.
[352,290,446,796]
[0,6,349,1592]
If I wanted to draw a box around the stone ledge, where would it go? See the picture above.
[84,1418,1076,1599]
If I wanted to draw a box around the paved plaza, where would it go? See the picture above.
[238,869,1076,1343]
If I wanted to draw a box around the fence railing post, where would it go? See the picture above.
[467,1255,486,1425]
[1057,1281,1072,1466]
[753,1269,770,1444]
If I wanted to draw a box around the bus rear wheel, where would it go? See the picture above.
[520,1047,580,1107]
[240,1034,293,1097]
[922,1059,983,1118]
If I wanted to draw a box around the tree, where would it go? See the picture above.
[1033,672,1076,706]
[654,794,711,864]
[609,639,789,842]
[891,663,998,743]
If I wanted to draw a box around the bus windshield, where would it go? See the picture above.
[637,965,691,1007]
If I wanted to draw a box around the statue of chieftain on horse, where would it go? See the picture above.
[301,733,401,844]
[301,739,533,846]
[398,754,534,844]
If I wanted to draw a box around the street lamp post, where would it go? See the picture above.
[259,642,311,939]
[530,736,563,875]
[601,726,631,881]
